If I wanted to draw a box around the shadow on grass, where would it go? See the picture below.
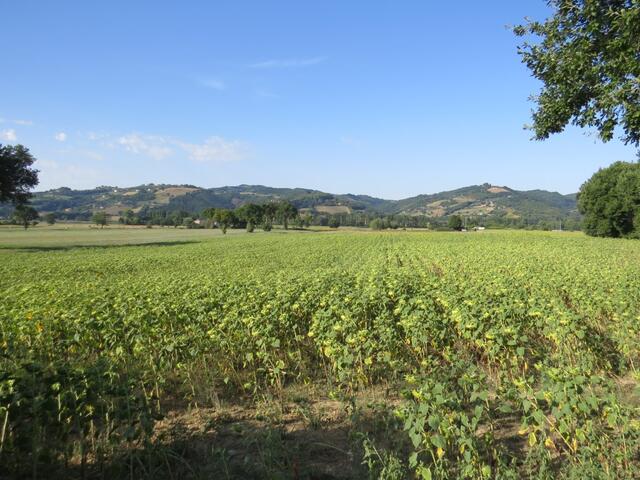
[0,240,200,253]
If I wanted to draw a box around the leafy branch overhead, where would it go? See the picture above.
[514,0,640,147]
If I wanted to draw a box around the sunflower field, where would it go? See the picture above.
[1,230,639,478]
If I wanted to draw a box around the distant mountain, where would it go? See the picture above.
[0,182,580,222]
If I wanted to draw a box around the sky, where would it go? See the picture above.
[1,1,637,199]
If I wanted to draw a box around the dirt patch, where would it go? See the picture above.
[457,202,496,216]
[153,395,356,478]
[155,187,200,204]
[315,206,351,215]
[617,374,640,407]
[453,196,475,203]
[149,385,406,479]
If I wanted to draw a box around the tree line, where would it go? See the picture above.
[114,201,311,233]
[110,204,582,232]
[0,157,634,238]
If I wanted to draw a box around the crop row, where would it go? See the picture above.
[1,231,639,478]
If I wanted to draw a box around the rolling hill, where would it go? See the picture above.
[0,182,580,222]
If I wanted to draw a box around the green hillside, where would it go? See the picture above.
[0,182,580,223]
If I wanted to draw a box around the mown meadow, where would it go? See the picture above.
[1,227,639,479]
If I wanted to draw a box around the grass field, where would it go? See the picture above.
[0,224,248,250]
[1,227,639,479]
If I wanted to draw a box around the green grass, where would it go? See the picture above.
[0,223,309,251]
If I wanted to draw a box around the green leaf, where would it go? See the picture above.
[418,466,432,480]
[430,434,445,449]
[410,430,422,448]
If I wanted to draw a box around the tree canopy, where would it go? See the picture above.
[0,144,39,206]
[514,1,640,147]
[578,161,640,238]
[13,205,39,229]
[92,211,109,228]
[448,215,463,231]
[44,213,56,225]
[277,201,298,229]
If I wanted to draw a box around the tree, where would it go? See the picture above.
[13,205,39,229]
[578,161,640,238]
[328,217,340,229]
[263,203,277,225]
[370,218,385,230]
[213,209,235,234]
[277,201,298,229]
[92,211,109,228]
[0,144,39,206]
[448,215,463,231]
[302,213,313,228]
[170,211,189,228]
[201,207,217,228]
[44,213,56,225]
[514,1,640,147]
[119,209,138,225]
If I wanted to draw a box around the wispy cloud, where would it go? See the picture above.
[54,132,67,142]
[79,150,104,161]
[340,136,364,148]
[0,129,17,141]
[254,88,279,99]
[36,158,105,190]
[249,56,326,69]
[56,148,104,161]
[117,133,173,160]
[197,77,225,90]
[178,136,247,163]
[0,118,34,125]
[106,132,247,164]
[87,131,109,141]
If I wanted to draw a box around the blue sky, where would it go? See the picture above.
[1,1,636,198]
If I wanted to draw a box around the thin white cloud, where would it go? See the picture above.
[0,129,17,141]
[37,159,59,169]
[36,159,104,190]
[340,136,363,148]
[249,56,326,69]
[95,131,248,164]
[14,119,33,126]
[54,132,67,142]
[56,147,104,161]
[178,136,247,163]
[86,131,110,141]
[82,150,104,161]
[117,133,173,160]
[197,77,225,90]
[255,88,279,99]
